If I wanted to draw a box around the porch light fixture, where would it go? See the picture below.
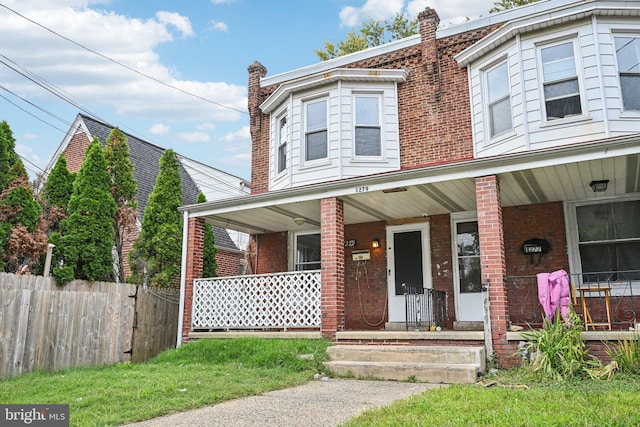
[293,217,306,225]
[372,238,380,249]
[589,180,609,193]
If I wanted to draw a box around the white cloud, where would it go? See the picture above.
[339,0,405,27]
[218,125,249,146]
[209,20,228,32]
[197,122,216,131]
[178,131,211,143]
[156,11,194,38]
[150,123,170,135]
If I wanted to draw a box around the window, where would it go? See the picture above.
[294,233,321,271]
[354,95,381,156]
[486,61,512,137]
[575,199,640,281]
[277,115,288,173]
[614,36,640,111]
[305,99,327,161]
[541,41,582,120]
[456,222,482,293]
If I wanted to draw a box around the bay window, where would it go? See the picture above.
[540,40,582,120]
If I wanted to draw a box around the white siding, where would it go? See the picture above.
[469,15,640,159]
[268,81,401,190]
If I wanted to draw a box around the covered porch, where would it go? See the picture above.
[178,135,640,366]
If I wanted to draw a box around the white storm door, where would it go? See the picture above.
[452,214,483,322]
[386,223,432,322]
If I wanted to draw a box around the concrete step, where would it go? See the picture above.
[327,345,485,367]
[324,360,480,384]
[324,345,485,384]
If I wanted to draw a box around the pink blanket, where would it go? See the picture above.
[537,269,571,321]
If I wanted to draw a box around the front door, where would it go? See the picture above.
[386,223,432,322]
[452,214,483,321]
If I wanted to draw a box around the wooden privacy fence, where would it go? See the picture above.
[0,273,179,378]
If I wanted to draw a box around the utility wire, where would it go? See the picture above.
[0,3,248,115]
[0,92,68,134]
[0,84,71,130]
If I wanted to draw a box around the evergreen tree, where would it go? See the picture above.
[129,149,182,287]
[0,120,20,191]
[197,192,217,278]
[54,139,116,284]
[41,154,75,235]
[104,128,138,283]
[0,160,48,273]
[315,13,418,60]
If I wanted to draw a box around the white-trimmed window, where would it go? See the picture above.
[573,198,640,281]
[294,232,321,271]
[304,98,328,162]
[354,94,381,156]
[540,40,582,120]
[485,61,512,137]
[276,114,288,174]
[614,35,640,111]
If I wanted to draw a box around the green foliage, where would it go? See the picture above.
[42,155,75,209]
[55,139,117,283]
[490,0,540,13]
[104,128,138,283]
[606,331,640,374]
[520,311,598,380]
[52,265,74,286]
[0,120,20,191]
[315,13,418,60]
[130,149,182,287]
[197,192,217,278]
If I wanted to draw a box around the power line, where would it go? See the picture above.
[0,3,248,115]
[0,92,68,134]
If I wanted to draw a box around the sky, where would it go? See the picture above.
[0,0,497,182]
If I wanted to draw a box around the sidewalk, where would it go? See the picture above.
[123,379,442,427]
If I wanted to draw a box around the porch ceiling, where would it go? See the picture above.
[183,135,640,235]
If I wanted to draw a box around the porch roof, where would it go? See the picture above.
[180,134,640,235]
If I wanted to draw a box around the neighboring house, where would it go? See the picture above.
[178,0,640,368]
[45,113,250,280]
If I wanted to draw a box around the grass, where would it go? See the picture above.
[343,369,640,426]
[0,338,330,427]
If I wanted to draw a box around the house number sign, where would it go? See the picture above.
[344,240,356,247]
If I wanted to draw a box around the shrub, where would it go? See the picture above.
[606,331,640,375]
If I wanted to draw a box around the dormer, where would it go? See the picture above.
[259,68,408,191]
[455,0,640,158]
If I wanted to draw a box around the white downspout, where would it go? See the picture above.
[176,210,190,347]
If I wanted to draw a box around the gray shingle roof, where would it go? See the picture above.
[80,114,239,251]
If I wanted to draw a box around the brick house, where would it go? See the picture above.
[45,113,249,281]
[178,0,640,369]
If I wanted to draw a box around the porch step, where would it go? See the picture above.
[324,345,485,384]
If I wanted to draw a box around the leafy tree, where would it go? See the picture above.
[104,128,138,283]
[197,192,217,278]
[54,139,116,284]
[0,161,48,273]
[129,149,182,287]
[490,0,540,13]
[41,154,75,235]
[315,13,418,60]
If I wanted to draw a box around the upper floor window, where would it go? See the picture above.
[485,61,512,137]
[354,95,381,156]
[304,99,328,161]
[614,36,640,111]
[277,115,288,174]
[540,40,582,120]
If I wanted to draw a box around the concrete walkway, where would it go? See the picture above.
[123,379,442,427]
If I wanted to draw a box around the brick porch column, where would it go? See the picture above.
[180,216,205,345]
[475,175,509,366]
[320,197,345,340]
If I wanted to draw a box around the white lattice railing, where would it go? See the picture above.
[192,270,321,330]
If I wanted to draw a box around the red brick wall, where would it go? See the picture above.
[253,232,288,274]
[63,132,91,173]
[182,217,204,343]
[320,198,345,338]
[344,222,387,330]
[215,249,243,277]
[429,214,456,328]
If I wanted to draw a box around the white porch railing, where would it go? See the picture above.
[192,270,321,330]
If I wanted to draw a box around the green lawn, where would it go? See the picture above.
[343,371,640,426]
[0,338,330,427]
